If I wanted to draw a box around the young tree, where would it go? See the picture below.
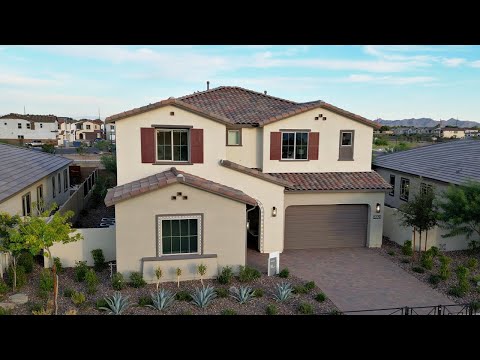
[437,181,480,240]
[12,204,83,313]
[101,154,117,176]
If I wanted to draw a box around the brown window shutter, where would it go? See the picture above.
[190,128,204,163]
[270,132,281,160]
[308,132,319,160]
[140,127,155,163]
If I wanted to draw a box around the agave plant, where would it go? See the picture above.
[190,285,217,308]
[229,285,255,304]
[147,289,176,311]
[273,282,293,302]
[99,292,131,315]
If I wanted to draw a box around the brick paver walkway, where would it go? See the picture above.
[248,248,457,314]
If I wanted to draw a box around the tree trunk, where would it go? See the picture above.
[425,230,428,252]
[52,262,58,315]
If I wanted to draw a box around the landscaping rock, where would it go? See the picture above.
[9,293,28,304]
[0,302,15,310]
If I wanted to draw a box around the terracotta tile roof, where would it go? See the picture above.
[219,159,293,187]
[104,167,257,207]
[105,86,379,129]
[0,113,58,123]
[268,171,392,192]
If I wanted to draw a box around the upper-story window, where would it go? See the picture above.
[339,130,355,161]
[389,175,395,196]
[18,123,22,129]
[110,125,115,130]
[26,123,31,129]
[40,124,43,128]
[157,129,189,162]
[281,132,308,160]
[86,125,91,130]
[227,129,241,146]
[400,177,410,201]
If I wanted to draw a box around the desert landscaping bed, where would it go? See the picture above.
[0,260,338,315]
[375,239,480,305]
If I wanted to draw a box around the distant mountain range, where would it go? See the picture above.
[374,118,480,128]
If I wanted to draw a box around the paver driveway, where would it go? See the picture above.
[249,248,456,314]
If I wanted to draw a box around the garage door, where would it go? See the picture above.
[285,205,368,249]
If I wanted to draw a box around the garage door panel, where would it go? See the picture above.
[285,205,367,249]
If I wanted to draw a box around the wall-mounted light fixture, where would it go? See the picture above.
[272,206,277,217]
[376,203,381,213]
[246,220,250,231]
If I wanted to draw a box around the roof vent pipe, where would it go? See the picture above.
[207,81,210,90]
[264,91,267,95]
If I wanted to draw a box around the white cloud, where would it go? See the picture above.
[0,73,62,86]
[343,74,436,85]
[442,58,466,67]
[470,60,480,67]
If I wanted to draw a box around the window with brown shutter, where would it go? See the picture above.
[308,132,319,160]
[190,128,203,164]
[270,132,281,160]
[140,127,155,163]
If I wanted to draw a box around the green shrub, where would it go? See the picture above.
[421,253,433,270]
[266,304,278,315]
[112,272,125,290]
[129,272,146,288]
[0,280,8,295]
[91,249,106,271]
[428,246,440,258]
[470,301,480,312]
[18,252,34,273]
[401,258,411,264]
[374,138,389,146]
[315,292,327,302]
[279,268,290,278]
[387,250,395,256]
[71,291,86,305]
[293,285,308,294]
[428,274,441,285]
[230,286,255,304]
[0,306,12,315]
[253,288,264,298]
[466,258,478,270]
[215,287,229,298]
[85,269,99,294]
[39,269,54,293]
[402,240,413,256]
[217,266,234,285]
[74,261,88,282]
[53,257,63,273]
[304,281,316,291]
[63,288,74,298]
[7,265,27,289]
[238,265,261,282]
[191,285,216,308]
[99,292,131,315]
[471,275,480,285]
[448,286,466,298]
[96,298,109,310]
[412,266,425,273]
[29,302,43,313]
[298,302,314,315]
[175,290,192,302]
[101,154,117,176]
[138,296,154,307]
[439,256,451,280]
[456,266,470,294]
[181,310,193,315]
[221,309,237,315]
[468,240,480,254]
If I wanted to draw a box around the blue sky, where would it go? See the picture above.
[0,45,479,121]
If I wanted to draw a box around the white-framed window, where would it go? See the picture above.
[156,129,189,162]
[36,185,44,213]
[227,129,241,146]
[86,125,91,130]
[63,169,68,192]
[157,215,201,256]
[22,192,31,217]
[341,131,353,146]
[110,125,115,130]
[420,182,433,195]
[281,132,308,160]
[26,123,31,129]
[18,123,22,129]
[400,177,410,201]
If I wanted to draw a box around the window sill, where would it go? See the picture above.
[399,197,408,202]
[142,254,217,262]
[279,159,309,162]
[226,144,242,147]
[338,158,354,161]
[153,161,193,165]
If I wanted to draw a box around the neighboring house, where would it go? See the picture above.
[0,143,72,216]
[393,127,412,136]
[437,127,465,139]
[0,113,58,144]
[373,140,480,251]
[464,128,479,137]
[104,86,391,282]
[75,119,104,141]
[57,117,78,145]
[105,121,116,143]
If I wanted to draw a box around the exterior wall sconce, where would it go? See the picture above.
[272,207,277,217]
[246,220,250,231]
[376,203,381,213]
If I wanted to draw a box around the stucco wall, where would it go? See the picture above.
[46,227,116,268]
[284,191,386,248]
[262,108,373,173]
[225,127,260,168]
[0,118,58,140]
[115,183,247,279]
[0,165,70,216]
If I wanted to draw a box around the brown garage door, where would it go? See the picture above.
[285,205,368,249]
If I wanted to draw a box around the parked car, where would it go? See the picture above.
[26,140,44,147]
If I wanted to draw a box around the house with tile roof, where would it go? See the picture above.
[104,86,391,282]
[74,119,104,141]
[0,143,72,216]
[373,140,480,251]
[0,113,59,145]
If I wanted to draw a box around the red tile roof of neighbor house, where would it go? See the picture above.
[105,86,379,129]
[268,171,392,192]
[104,167,257,207]
[0,113,58,123]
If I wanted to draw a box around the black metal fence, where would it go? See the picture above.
[321,303,476,315]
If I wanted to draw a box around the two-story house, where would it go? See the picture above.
[75,119,104,141]
[104,86,391,282]
[0,113,58,144]
[105,122,116,143]
[57,117,77,145]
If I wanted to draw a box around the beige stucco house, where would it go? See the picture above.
[105,86,391,282]
[0,143,72,216]
[75,119,104,141]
